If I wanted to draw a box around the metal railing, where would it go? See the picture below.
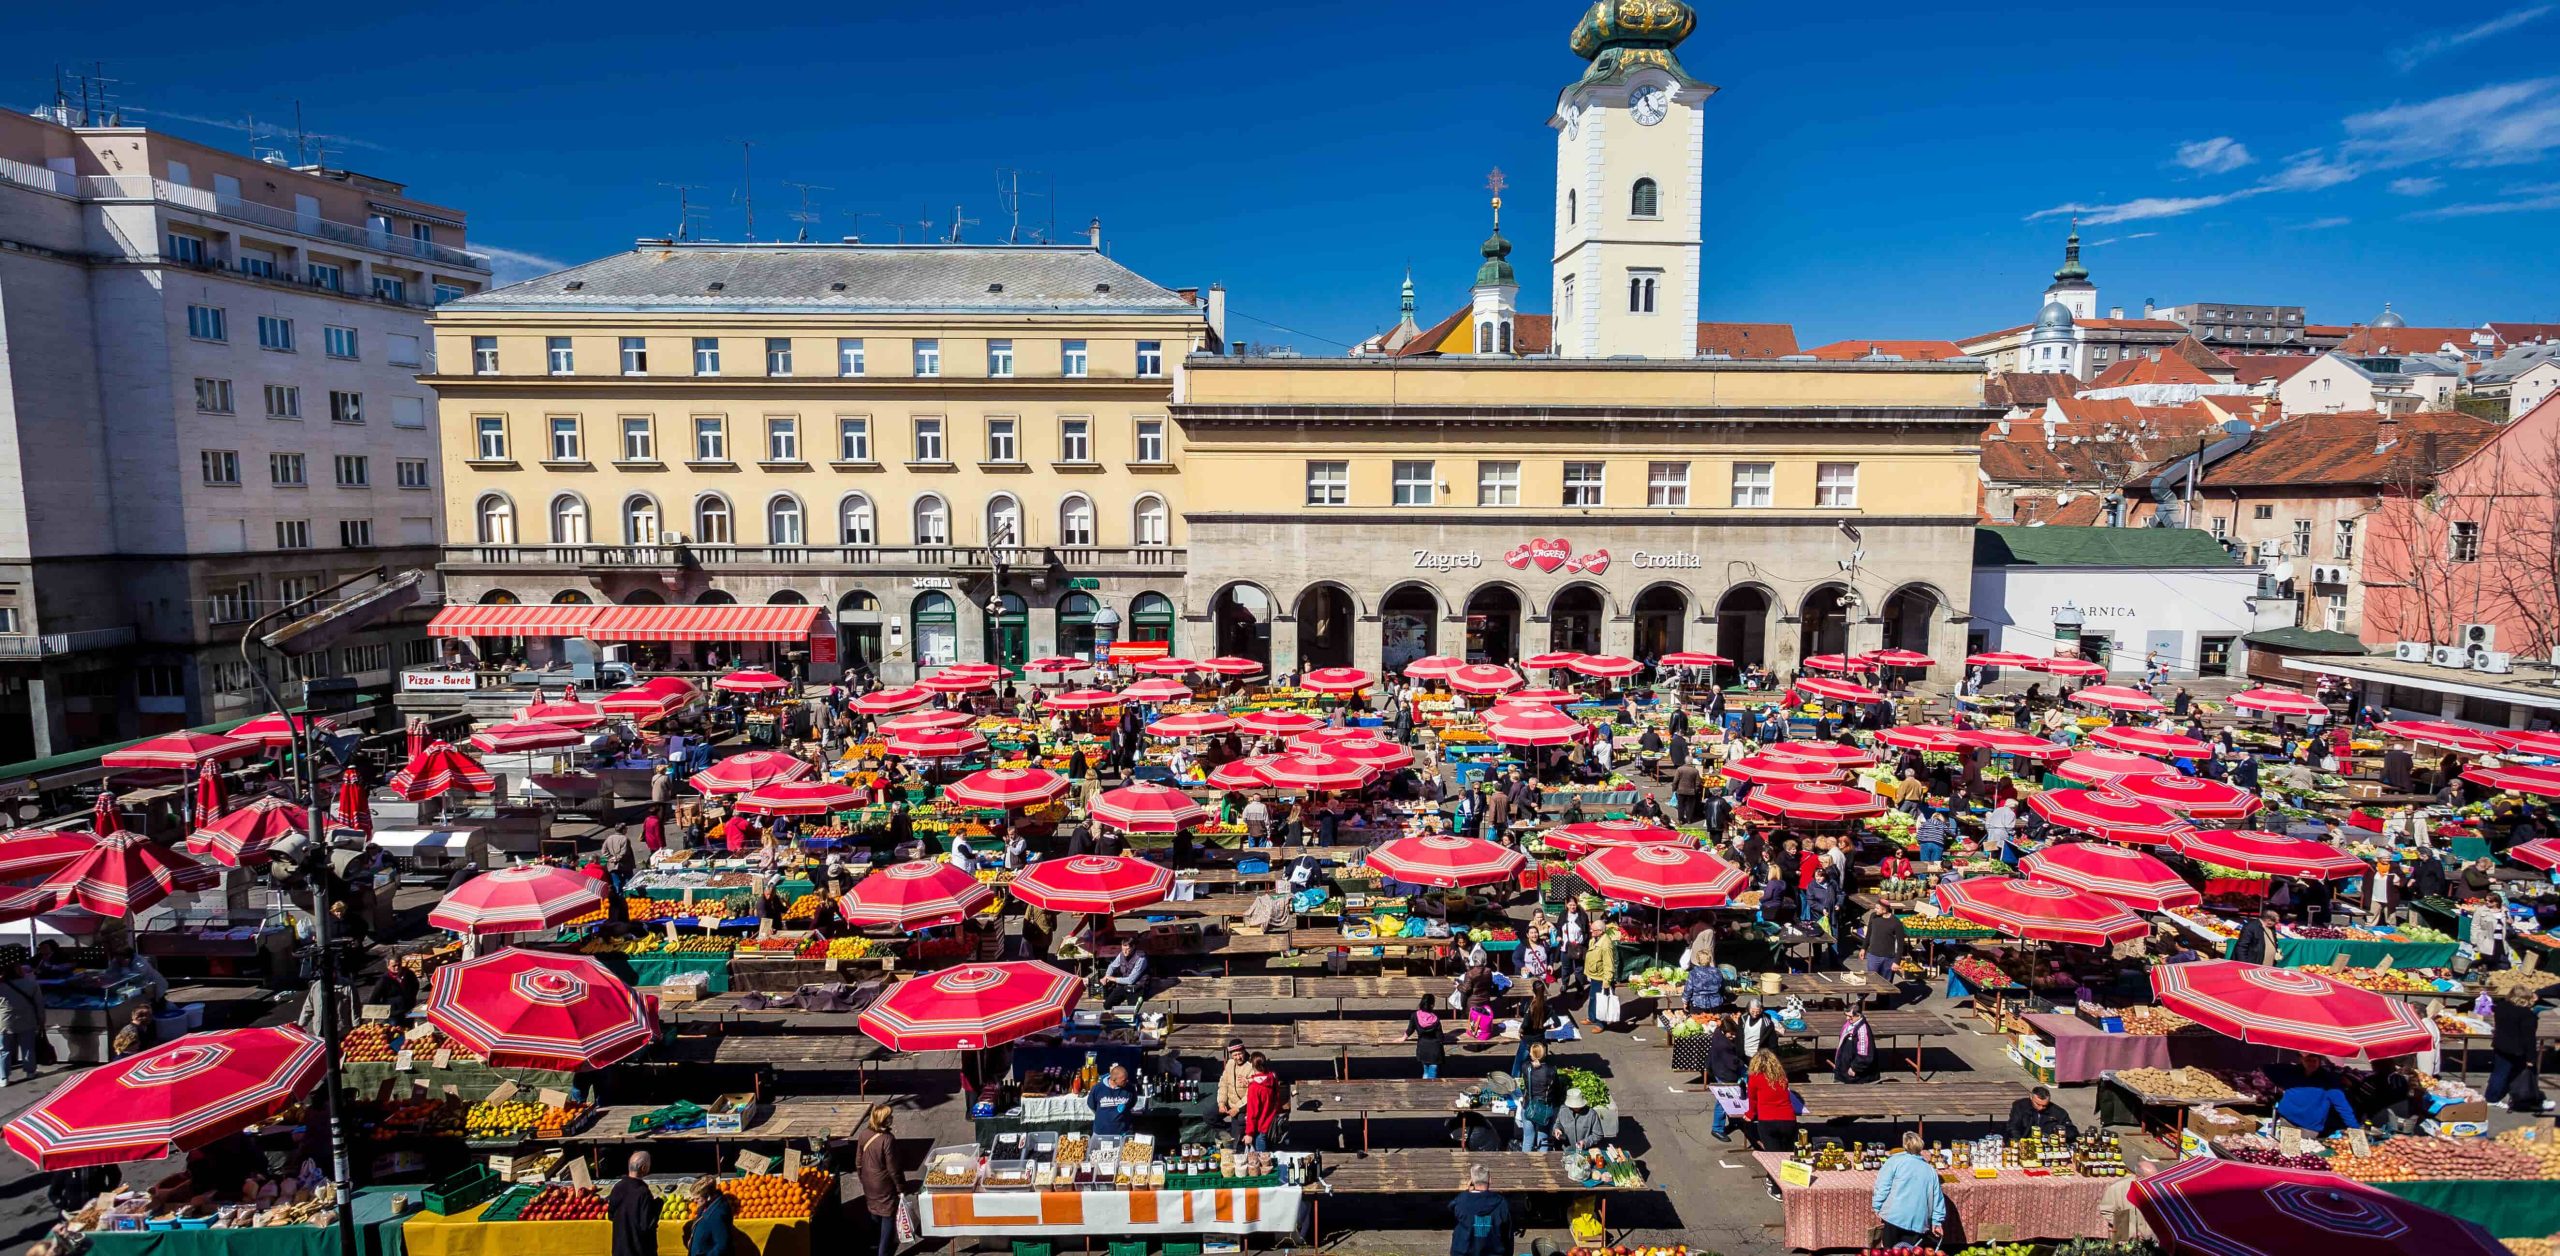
[81,176,489,271]
[442,543,1187,570]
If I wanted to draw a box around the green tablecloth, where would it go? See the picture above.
[89,1188,411,1256]
[343,1058,579,1102]
[2239,935,2459,969]
[607,951,732,993]
[2377,1177,2560,1238]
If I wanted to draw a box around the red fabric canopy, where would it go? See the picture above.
[2021,842,2201,912]
[186,796,308,868]
[425,603,600,638]
[2168,829,2364,879]
[1366,835,1526,888]
[101,731,257,771]
[1573,844,1745,910]
[584,603,824,643]
[2130,1157,2503,1256]
[2024,789,2193,845]
[428,865,605,935]
[1007,855,1172,915]
[2088,726,2213,758]
[735,779,863,816]
[2108,773,2265,819]
[839,861,993,930]
[426,949,652,1070]
[1544,820,1689,856]
[2150,960,2432,1057]
[1935,876,2148,945]
[943,768,1069,809]
[2,1027,324,1170]
[688,750,814,796]
[1743,781,1887,820]
[40,834,219,916]
[858,962,1083,1052]
[1090,783,1209,832]
[712,669,791,694]
[2228,688,2327,718]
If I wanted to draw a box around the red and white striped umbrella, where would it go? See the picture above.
[1366,834,1526,888]
[2492,729,2560,758]
[2228,688,2328,719]
[1658,651,1732,668]
[1574,844,1746,910]
[1446,664,1526,695]
[427,865,606,935]
[1132,657,1204,676]
[943,767,1070,810]
[2506,838,2560,872]
[331,768,370,833]
[1874,726,1964,752]
[1091,783,1209,832]
[2,1027,325,1170]
[2129,1157,2504,1256]
[1965,652,2043,668]
[1724,754,1847,785]
[1254,752,1377,792]
[2108,773,2265,819]
[1289,727,1384,753]
[426,949,652,1070]
[852,685,934,714]
[2054,749,2182,786]
[0,887,61,926]
[600,679,695,719]
[1200,656,1265,678]
[941,662,1010,682]
[1299,667,1374,694]
[1500,687,1581,705]
[1400,655,1466,680]
[1947,728,2073,758]
[1007,855,1173,915]
[2088,725,2213,758]
[2021,842,2201,912]
[39,833,218,916]
[1022,656,1091,675]
[466,720,588,755]
[1800,654,1879,674]
[1118,677,1194,703]
[1795,677,1887,705]
[1522,651,1585,671]
[0,832,93,882]
[886,727,990,759]
[227,712,332,748]
[858,961,1083,1052]
[1861,649,1933,668]
[1298,736,1414,772]
[186,797,306,867]
[1935,876,2148,946]
[92,793,122,837]
[193,768,224,827]
[2070,685,2168,713]
[1544,819,1690,856]
[688,750,813,796]
[2028,656,2109,677]
[2465,763,2560,798]
[1743,781,1888,820]
[1764,740,1877,769]
[2169,829,2364,879]
[1147,711,1238,738]
[388,742,495,801]
[734,778,864,816]
[920,671,996,694]
[1205,755,1279,790]
[101,731,258,771]
[1236,709,1325,736]
[1482,706,1589,747]
[2024,789,2194,845]
[712,669,791,695]
[839,860,995,930]
[879,709,976,734]
[1565,653,1643,679]
[2150,960,2432,1057]
[2372,720,2502,755]
[521,694,608,729]
[1043,688,1124,712]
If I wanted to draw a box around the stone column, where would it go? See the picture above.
[1772,614,1804,677]
[1602,614,1637,660]
[1353,615,1385,678]
[1847,617,1887,658]
[1269,617,1299,678]
[1029,604,1060,659]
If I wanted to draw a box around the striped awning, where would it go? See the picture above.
[1106,641,1171,661]
[585,604,825,643]
[425,604,601,638]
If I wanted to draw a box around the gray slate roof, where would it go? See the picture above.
[2474,342,2560,386]
[451,243,1200,315]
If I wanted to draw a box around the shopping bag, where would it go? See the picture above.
[894,1195,917,1244]
[1591,988,1623,1023]
[1708,1084,1750,1117]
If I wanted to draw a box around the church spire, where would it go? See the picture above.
[1474,168,1515,288]
[1398,268,1416,320]
[2052,217,2090,285]
[1471,168,1518,356]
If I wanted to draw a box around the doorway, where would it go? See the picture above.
[837,590,883,669]
[1380,585,1438,673]
[1881,586,1937,655]
[984,592,1029,669]
[1799,586,1851,660]
[1464,586,1522,664]
[1210,584,1274,668]
[1715,587,1770,681]
[1550,586,1604,654]
[1632,585,1686,660]
[1295,585,1355,669]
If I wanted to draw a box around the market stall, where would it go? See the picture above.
[1752,1146,2117,1250]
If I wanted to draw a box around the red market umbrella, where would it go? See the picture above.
[886,727,990,760]
[2088,725,2213,758]
[2228,688,2328,719]
[1132,657,1204,676]
[1800,653,1879,674]
[1366,834,1526,888]
[1936,876,2148,945]
[839,860,995,930]
[2109,773,2265,819]
[601,678,695,719]
[1947,729,2072,759]
[1205,755,1278,790]
[226,712,332,747]
[1042,688,1124,712]
[2469,764,2560,798]
[879,709,977,734]
[1565,653,1643,679]
[1200,656,1265,678]
[2506,838,2560,872]
[1290,727,1387,753]
[2129,1156,2504,1256]
[0,832,93,882]
[942,662,1010,681]
[1118,677,1194,703]
[101,731,257,771]
[689,750,816,795]
[2024,789,2194,845]
[1764,740,1877,769]
[1007,854,1173,915]
[1298,667,1373,694]
[712,669,791,694]
[1545,819,1690,856]
[1725,754,1848,785]
[1794,677,1886,705]
[944,768,1070,810]
[1502,687,1580,705]
[2053,749,2182,786]
[1,1027,325,1170]
[186,797,307,867]
[0,887,60,925]
[331,768,370,833]
[920,671,996,694]
[1146,711,1238,738]
[1446,664,1526,695]
[1091,783,1209,832]
[1965,652,2043,668]
[1022,656,1090,675]
[2022,842,2202,912]
[1481,707,1589,747]
[427,864,606,935]
[41,834,219,916]
[1522,651,1585,671]
[466,720,588,754]
[1861,649,1933,668]
[1743,781,1888,820]
[2070,685,2168,714]
[1235,709,1324,736]
[2492,729,2560,757]
[1253,752,1376,793]
[1297,736,1414,772]
[735,779,864,816]
[2028,656,2108,677]
[193,768,224,826]
[388,742,495,801]
[1574,844,1746,910]
[1658,651,1732,668]
[2149,960,2432,1057]
[2371,720,2501,755]
[1400,655,1466,680]
[852,685,934,714]
[2169,829,2364,880]
[1874,726,1964,752]
[521,696,608,729]
[91,792,122,837]
[858,961,1083,1052]
[425,948,652,1070]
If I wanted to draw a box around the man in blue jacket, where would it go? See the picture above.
[2271,1052,2360,1136]
[1448,1164,1512,1256]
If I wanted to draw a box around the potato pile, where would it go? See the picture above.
[2329,1135,2542,1183]
[2495,1128,2560,1177]
[2112,1068,2238,1102]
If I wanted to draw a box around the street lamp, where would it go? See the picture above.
[239,567,423,1256]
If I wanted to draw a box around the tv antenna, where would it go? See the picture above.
[916,206,938,243]
[843,210,901,243]
[735,140,756,241]
[783,182,832,242]
[944,203,979,244]
[656,183,708,241]
[995,169,1049,243]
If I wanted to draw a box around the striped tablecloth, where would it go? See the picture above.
[1750,1152,2113,1250]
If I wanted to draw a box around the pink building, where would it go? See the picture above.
[2361,392,2560,661]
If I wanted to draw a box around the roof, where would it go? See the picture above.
[2201,408,2499,489]
[1802,338,1967,362]
[2243,626,2370,654]
[2302,325,2355,338]
[2336,325,2478,356]
[1695,322,1799,358]
[2087,351,2218,389]
[1974,526,2237,569]
[2471,342,2560,385]
[448,243,1201,314]
[1983,372,2082,408]
[2167,336,2235,378]
[2486,322,2560,345]
[2003,492,2111,526]
[1391,310,1795,360]
[2225,354,2317,386]
[2080,318,2188,332]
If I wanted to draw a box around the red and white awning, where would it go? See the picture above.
[425,604,601,638]
[585,604,826,643]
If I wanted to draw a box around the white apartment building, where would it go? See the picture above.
[0,107,487,759]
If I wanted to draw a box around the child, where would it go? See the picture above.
[1405,996,1446,1079]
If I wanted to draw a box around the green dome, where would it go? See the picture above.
[1475,228,1515,287]
[1569,0,1700,85]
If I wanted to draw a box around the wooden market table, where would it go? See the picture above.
[1789,1079,2036,1130]
[1779,1010,1958,1076]
[397,1196,810,1256]
[554,1096,901,1144]
[1307,1149,1653,1245]
[1750,1151,2112,1251]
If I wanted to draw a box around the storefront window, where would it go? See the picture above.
[1057,593,1098,660]
[913,591,958,667]
[1130,592,1175,645]
[984,592,1029,668]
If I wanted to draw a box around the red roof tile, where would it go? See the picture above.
[2088,352,2218,388]
[2225,354,2317,386]
[1803,338,1967,362]
[1696,322,1799,358]
[1984,372,2082,408]
[2486,322,2560,345]
[2200,409,2498,488]
[2337,326,2478,355]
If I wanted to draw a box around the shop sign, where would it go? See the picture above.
[1063,577,1100,590]
[809,635,838,664]
[1411,548,1484,571]
[2053,604,2140,620]
[400,670,476,692]
[1501,537,1611,575]
[909,575,955,589]
[1630,550,1702,569]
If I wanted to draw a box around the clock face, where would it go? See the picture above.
[1561,106,1579,140]
[1629,85,1669,126]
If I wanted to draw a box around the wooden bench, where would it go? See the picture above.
[1790,1079,2035,1131]
[1781,1010,1958,1077]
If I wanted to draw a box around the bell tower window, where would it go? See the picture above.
[1567,190,1577,225]
[1630,178,1659,218]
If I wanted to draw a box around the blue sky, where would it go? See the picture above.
[12,0,2556,350]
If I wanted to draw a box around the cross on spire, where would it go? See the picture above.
[1486,167,1507,227]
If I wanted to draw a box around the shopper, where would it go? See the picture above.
[1241,1052,1284,1151]
[608,1152,657,1256]
[1551,1088,1606,1150]
[1745,1049,1801,1170]
[684,1175,737,1256]
[1869,1132,1946,1246]
[2491,984,2549,1113]
[1406,995,1447,1079]
[854,1107,901,1256]
[0,961,44,1085]
[1833,1003,1880,1084]
[1581,922,1618,1029]
[1446,1163,1513,1256]
[1705,1012,1747,1142]
[1517,1041,1561,1152]
[1216,1038,1254,1142]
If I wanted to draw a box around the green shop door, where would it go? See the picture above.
[985,593,1029,668]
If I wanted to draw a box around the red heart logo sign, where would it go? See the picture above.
[1529,538,1573,573]
[1580,548,1611,575]
[1502,542,1534,570]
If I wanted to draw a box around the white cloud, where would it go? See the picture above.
[2388,176,2445,196]
[472,244,569,285]
[125,105,384,151]
[2175,137,2254,174]
[2262,151,2361,191]
[2409,191,2560,217]
[2390,6,2552,71]
[2029,193,2259,226]
[2290,217,2354,229]
[2343,77,2560,167]
[2086,232,2161,247]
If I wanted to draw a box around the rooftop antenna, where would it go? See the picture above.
[844,210,901,243]
[996,169,1048,243]
[656,183,707,241]
[917,205,937,243]
[783,181,832,243]
[944,203,978,244]
[736,141,755,241]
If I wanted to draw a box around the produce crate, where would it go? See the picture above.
[424,1164,504,1215]
[1013,1243,1054,1256]
[479,1184,542,1221]
[1110,1242,1149,1256]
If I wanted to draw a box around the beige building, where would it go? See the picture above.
[426,241,1215,681]
[0,107,484,758]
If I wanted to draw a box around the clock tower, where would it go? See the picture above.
[1550,0,1714,359]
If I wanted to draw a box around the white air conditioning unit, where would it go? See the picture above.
[2254,539,2283,562]
[2462,623,2497,651]
[2431,644,2469,667]
[2474,650,2515,674]
[2394,641,2431,662]
[2312,565,2347,585]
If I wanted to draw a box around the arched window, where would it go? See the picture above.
[694,494,733,544]
[1499,322,1513,354]
[1566,189,1576,225]
[1630,177,1658,218]
[553,590,591,604]
[549,493,588,544]
[1130,592,1175,644]
[913,494,950,546]
[839,493,875,546]
[985,493,1022,547]
[1477,322,1494,353]
[767,494,804,546]
[476,494,515,544]
[1133,495,1169,547]
[623,495,659,544]
[1056,591,1099,659]
[912,591,958,666]
[1058,494,1095,546]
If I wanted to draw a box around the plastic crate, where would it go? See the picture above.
[424,1165,503,1215]
[1110,1242,1149,1256]
[1160,1244,1203,1256]
[1013,1243,1054,1256]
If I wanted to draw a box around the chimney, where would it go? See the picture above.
[1086,217,1102,249]
[2110,307,2124,320]
[1175,287,1199,304]
[1205,283,1227,346]
[2374,414,2399,454]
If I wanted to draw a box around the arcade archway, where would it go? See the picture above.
[1294,584,1355,669]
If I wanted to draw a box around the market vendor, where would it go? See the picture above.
[1100,942,1150,1006]
[1087,1061,1138,1135]
[2005,1086,2078,1139]
[2270,1053,2361,1136]
[1551,1088,1606,1150]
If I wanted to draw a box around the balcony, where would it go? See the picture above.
[442,543,1186,573]
[81,176,490,272]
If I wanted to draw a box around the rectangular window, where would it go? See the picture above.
[838,339,865,376]
[371,275,406,303]
[339,518,373,548]
[1731,461,1774,508]
[237,250,275,279]
[166,232,206,265]
[913,417,945,462]
[324,325,359,359]
[308,262,343,292]
[270,453,306,485]
[1062,340,1088,378]
[1134,419,1166,463]
[2252,503,2274,520]
[987,340,1014,378]
[607,336,643,375]
[693,416,727,462]
[549,416,582,461]
[334,454,369,487]
[546,336,574,374]
[985,417,1018,463]
[275,577,314,613]
[265,385,301,419]
[201,449,240,485]
[194,378,234,414]
[257,316,295,352]
[913,339,941,377]
[433,283,467,306]
[1628,270,1659,314]
[1560,275,1576,322]
[837,416,870,463]
[2325,593,2349,633]
[475,416,508,460]
[1647,461,1689,507]
[328,390,362,424]
[1306,460,1349,506]
[2292,519,2313,556]
[0,607,17,635]
[2449,520,2481,562]
[344,642,390,674]
[1136,341,1165,377]
[208,584,254,623]
[388,333,422,368]
[390,395,426,428]
[692,337,721,376]
[1562,461,1605,507]
[472,336,499,374]
[1815,462,1859,508]
[187,305,227,341]
[1059,418,1091,463]
[396,458,430,489]
[2334,519,2356,561]
[766,415,800,462]
[765,338,793,376]
[274,519,311,549]
[621,416,655,462]
[1475,460,1520,506]
[1392,460,1436,507]
[2209,515,2229,540]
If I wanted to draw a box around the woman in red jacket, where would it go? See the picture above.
[1242,1052,1283,1152]
[1744,1048,1799,1158]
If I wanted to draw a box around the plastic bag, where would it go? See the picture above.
[1568,1197,1606,1244]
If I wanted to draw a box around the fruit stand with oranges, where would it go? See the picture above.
[398,1169,828,1256]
